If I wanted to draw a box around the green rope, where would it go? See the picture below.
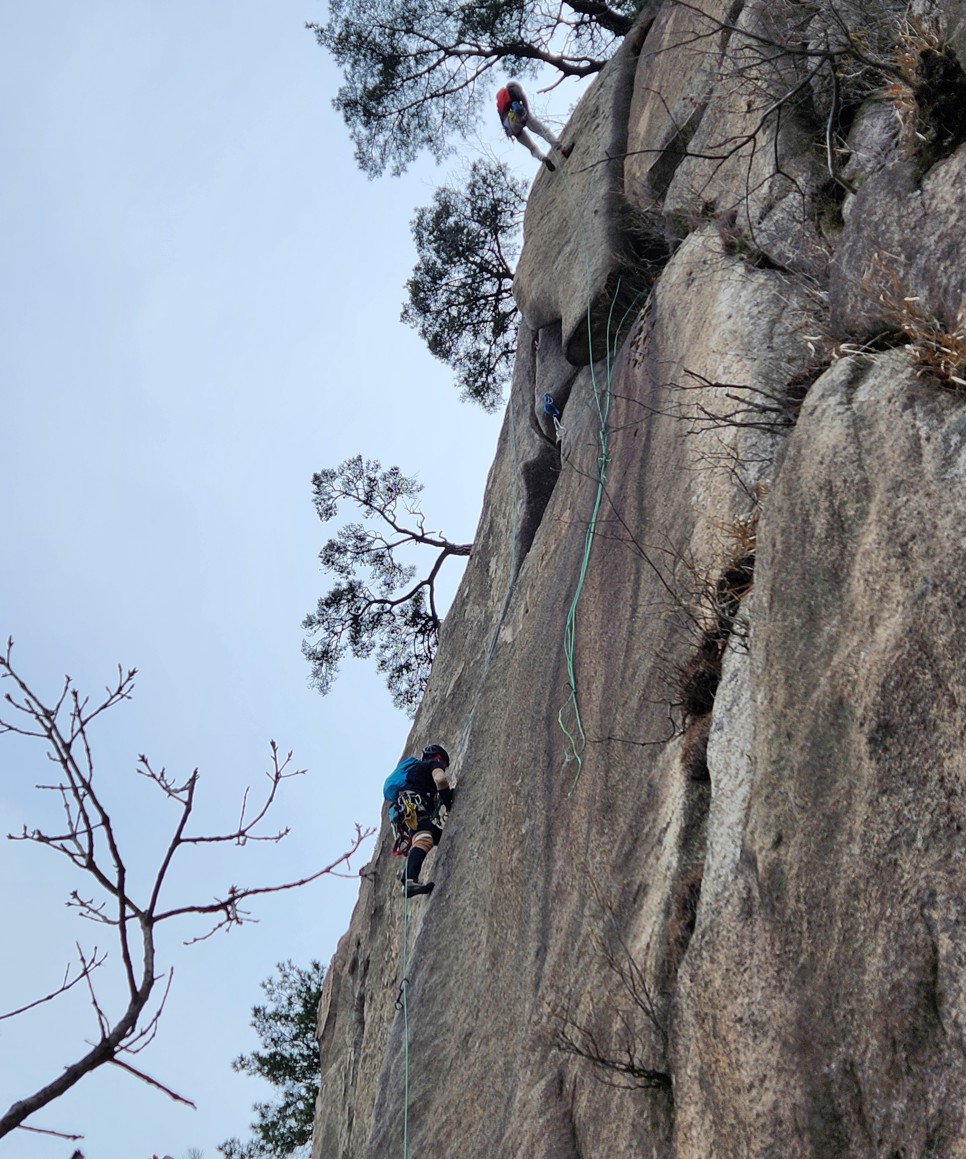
[391,150,633,1156]
[558,289,626,790]
[555,160,623,788]
[402,885,411,1158]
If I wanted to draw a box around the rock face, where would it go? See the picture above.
[314,2,966,1156]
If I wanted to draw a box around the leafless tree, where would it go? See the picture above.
[0,638,374,1141]
[551,884,671,1090]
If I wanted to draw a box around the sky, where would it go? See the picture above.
[0,3,580,1156]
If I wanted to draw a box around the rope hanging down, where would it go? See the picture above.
[394,340,525,1159]
[392,126,639,1158]
[394,885,412,1158]
[555,160,621,789]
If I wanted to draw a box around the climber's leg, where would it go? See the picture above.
[528,115,573,158]
[516,128,551,167]
[403,829,436,897]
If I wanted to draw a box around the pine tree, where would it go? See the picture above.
[403,160,526,410]
[302,456,472,712]
[309,0,637,175]
[219,961,326,1159]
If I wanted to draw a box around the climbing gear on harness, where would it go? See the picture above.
[399,791,422,831]
[389,790,448,858]
[389,790,426,857]
[543,393,564,442]
[504,104,527,133]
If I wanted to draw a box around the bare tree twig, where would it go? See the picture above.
[0,639,376,1139]
[0,945,107,1021]
[108,1059,196,1108]
[16,1123,84,1140]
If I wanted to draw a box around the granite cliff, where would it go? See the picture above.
[314,1,966,1154]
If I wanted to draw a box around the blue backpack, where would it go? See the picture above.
[383,756,419,802]
[385,756,420,856]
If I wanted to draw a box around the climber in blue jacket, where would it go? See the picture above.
[398,744,454,898]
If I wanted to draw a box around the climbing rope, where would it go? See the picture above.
[389,285,519,1159]
[395,884,411,1159]
[558,289,631,789]
[554,159,622,788]
[391,132,637,1155]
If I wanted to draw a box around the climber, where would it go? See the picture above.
[496,81,574,171]
[396,744,454,898]
[543,393,564,442]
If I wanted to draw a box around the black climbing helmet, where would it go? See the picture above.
[422,744,450,769]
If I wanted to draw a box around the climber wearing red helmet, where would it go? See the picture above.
[496,81,574,171]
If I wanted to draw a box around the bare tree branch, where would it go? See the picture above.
[0,945,107,1021]
[108,1059,196,1108]
[16,1123,84,1141]
[0,640,376,1139]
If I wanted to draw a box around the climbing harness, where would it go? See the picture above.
[389,791,448,857]
[503,102,528,134]
[399,792,421,833]
[388,792,419,856]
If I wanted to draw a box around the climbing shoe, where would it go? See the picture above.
[405,880,435,898]
[543,157,556,172]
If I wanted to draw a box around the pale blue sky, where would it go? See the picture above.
[0,3,583,1155]
[0,3,518,1156]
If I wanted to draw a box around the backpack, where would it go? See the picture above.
[383,755,419,802]
[506,81,526,108]
[384,756,421,856]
